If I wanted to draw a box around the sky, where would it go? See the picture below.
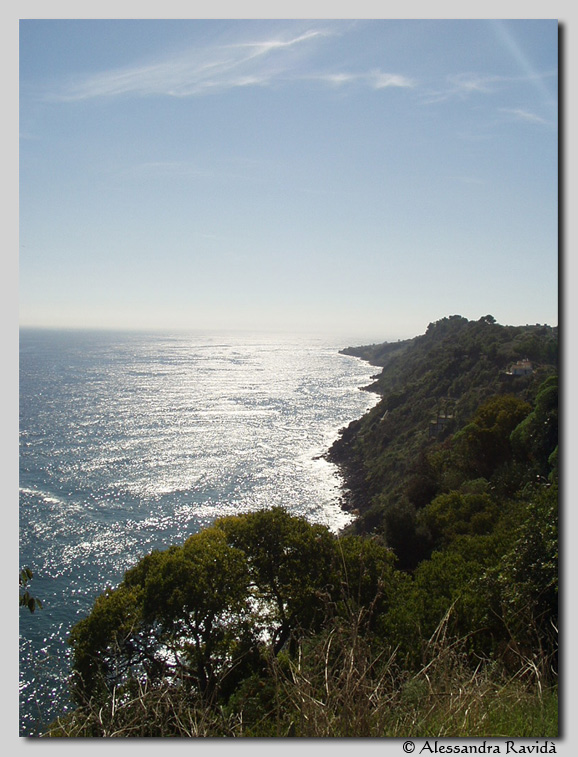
[19,18,559,342]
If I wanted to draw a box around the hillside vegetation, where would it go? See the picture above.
[46,315,558,738]
[331,315,558,565]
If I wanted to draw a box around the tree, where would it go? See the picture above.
[69,526,251,704]
[418,491,500,548]
[497,484,558,665]
[215,507,337,653]
[19,568,42,613]
[333,533,399,630]
[68,509,347,706]
[510,376,558,481]
[453,395,532,480]
[382,498,431,571]
[68,582,142,703]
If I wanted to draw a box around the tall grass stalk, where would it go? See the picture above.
[46,613,557,738]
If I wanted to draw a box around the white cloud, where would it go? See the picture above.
[308,70,415,90]
[46,27,415,102]
[423,73,502,104]
[449,73,497,94]
[500,108,556,127]
[372,72,416,89]
[423,70,557,107]
[316,73,358,86]
[47,30,323,101]
[230,30,327,56]
[499,107,551,126]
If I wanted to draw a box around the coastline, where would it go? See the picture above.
[327,318,559,534]
[327,349,386,520]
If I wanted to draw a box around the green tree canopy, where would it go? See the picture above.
[418,491,500,549]
[453,395,532,480]
[69,526,252,703]
[69,508,369,705]
[510,376,558,481]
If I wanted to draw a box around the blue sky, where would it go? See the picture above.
[19,18,558,341]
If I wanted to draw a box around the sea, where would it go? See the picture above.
[19,328,380,736]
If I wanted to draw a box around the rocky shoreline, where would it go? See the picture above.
[326,352,386,521]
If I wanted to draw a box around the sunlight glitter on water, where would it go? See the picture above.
[19,330,380,734]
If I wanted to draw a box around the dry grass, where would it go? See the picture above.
[46,610,557,738]
[46,681,243,738]
[261,611,557,738]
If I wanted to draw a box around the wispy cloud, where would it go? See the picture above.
[46,27,415,102]
[499,107,553,126]
[423,73,504,104]
[448,73,498,95]
[373,72,416,90]
[423,70,557,106]
[312,70,416,90]
[47,29,327,101]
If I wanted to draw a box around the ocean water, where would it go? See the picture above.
[19,328,379,736]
